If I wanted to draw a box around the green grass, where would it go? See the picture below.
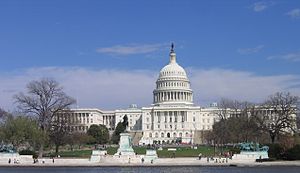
[45,150,92,158]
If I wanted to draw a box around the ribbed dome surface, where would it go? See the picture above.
[159,61,187,79]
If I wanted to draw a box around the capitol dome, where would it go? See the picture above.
[153,44,193,106]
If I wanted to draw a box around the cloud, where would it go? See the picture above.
[237,45,264,54]
[188,68,300,104]
[286,9,300,19]
[1,67,300,111]
[267,52,300,62]
[253,2,268,12]
[96,43,168,55]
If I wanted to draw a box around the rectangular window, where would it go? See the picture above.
[157,112,161,123]
[164,111,168,123]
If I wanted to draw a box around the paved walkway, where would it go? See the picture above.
[1,156,300,167]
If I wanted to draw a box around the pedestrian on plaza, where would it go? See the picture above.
[198,153,202,160]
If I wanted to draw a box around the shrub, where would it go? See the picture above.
[267,143,285,159]
[19,149,38,158]
[285,145,300,160]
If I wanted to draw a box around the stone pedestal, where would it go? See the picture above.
[115,133,135,156]
[90,150,107,162]
[144,149,158,162]
[232,151,269,162]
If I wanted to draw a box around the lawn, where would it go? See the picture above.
[45,149,92,158]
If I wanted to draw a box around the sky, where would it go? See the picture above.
[0,0,300,111]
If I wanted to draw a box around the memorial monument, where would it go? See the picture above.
[232,142,269,162]
[115,133,135,156]
[115,115,135,156]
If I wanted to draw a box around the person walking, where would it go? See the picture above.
[198,153,202,160]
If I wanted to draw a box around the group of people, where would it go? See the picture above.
[140,158,154,164]
[33,157,55,164]
[198,152,230,164]
[8,158,19,164]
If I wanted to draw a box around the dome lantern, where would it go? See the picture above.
[170,43,176,64]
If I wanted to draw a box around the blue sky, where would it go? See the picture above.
[0,0,300,110]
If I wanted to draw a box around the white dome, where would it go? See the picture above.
[159,55,188,79]
[153,44,193,106]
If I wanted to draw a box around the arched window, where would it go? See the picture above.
[161,132,164,138]
[155,132,159,138]
[173,132,177,138]
[167,133,170,138]
[185,132,189,137]
[179,132,182,137]
[149,133,152,138]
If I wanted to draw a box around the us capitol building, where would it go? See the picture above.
[68,45,225,145]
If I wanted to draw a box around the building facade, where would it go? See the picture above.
[64,45,297,145]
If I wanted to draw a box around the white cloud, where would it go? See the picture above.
[253,2,268,12]
[96,43,168,55]
[286,9,300,19]
[237,45,264,54]
[188,68,300,104]
[267,52,300,62]
[1,67,300,111]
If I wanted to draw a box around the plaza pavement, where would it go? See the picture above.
[1,156,300,167]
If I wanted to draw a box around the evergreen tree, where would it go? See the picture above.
[111,122,126,144]
[87,124,109,144]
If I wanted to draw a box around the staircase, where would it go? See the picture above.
[129,131,143,145]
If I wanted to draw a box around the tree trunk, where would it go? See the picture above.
[38,129,47,158]
[38,142,44,158]
[270,133,276,144]
[55,145,59,155]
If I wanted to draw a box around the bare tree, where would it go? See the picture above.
[14,78,76,157]
[49,111,73,155]
[213,98,244,153]
[215,98,235,120]
[253,92,299,143]
[0,108,10,123]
